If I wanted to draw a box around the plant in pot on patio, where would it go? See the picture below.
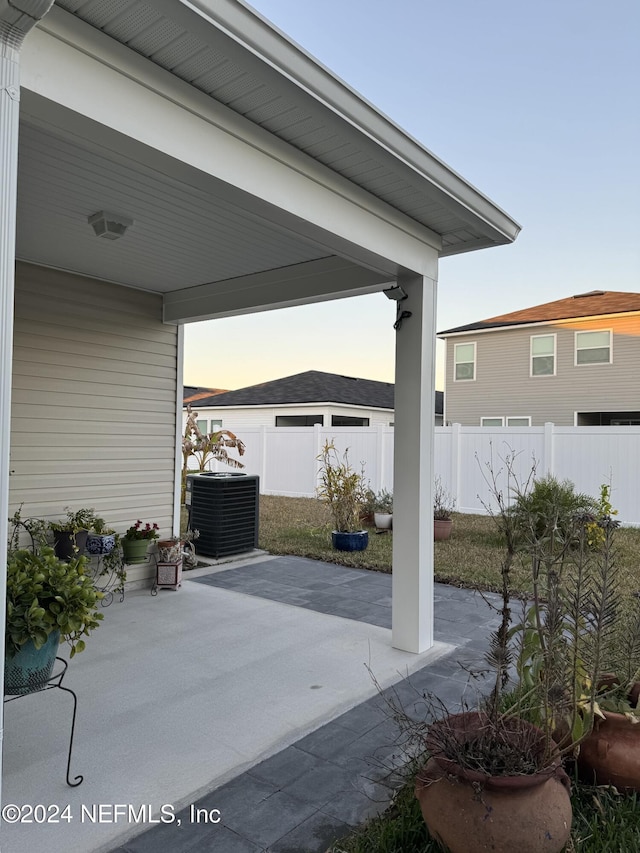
[5,546,103,695]
[373,489,393,531]
[121,520,159,564]
[317,440,369,552]
[413,465,620,853]
[433,477,455,541]
[49,507,98,561]
[85,516,117,556]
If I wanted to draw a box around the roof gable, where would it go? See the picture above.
[439,291,640,335]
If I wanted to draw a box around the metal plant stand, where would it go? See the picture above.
[4,657,83,787]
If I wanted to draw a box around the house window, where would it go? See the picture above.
[210,420,222,431]
[331,416,370,427]
[531,335,556,376]
[275,415,324,427]
[506,417,531,427]
[454,342,476,381]
[481,417,504,427]
[575,330,612,365]
[196,419,208,433]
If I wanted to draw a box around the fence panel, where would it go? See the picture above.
[191,424,640,524]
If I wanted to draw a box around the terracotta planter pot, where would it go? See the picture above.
[434,518,453,541]
[578,708,640,791]
[416,712,572,853]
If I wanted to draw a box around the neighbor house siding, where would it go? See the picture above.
[444,314,640,426]
[10,263,178,537]
[183,404,394,433]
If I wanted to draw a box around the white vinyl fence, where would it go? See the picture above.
[196,423,640,525]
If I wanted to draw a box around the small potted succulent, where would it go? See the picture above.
[121,520,159,564]
[317,440,369,552]
[433,477,455,541]
[85,516,117,556]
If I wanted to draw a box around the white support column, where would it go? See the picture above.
[391,272,437,653]
[0,0,55,819]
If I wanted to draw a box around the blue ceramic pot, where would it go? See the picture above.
[86,532,116,555]
[331,531,369,552]
[5,630,61,695]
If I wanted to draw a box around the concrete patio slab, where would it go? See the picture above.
[2,563,452,853]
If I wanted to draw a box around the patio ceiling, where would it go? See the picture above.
[14,0,520,323]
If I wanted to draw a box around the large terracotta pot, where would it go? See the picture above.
[434,518,453,541]
[415,712,572,853]
[578,709,640,791]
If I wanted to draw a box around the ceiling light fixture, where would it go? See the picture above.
[88,210,133,240]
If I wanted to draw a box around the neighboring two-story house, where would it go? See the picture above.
[438,290,640,426]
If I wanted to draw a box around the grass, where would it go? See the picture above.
[258,495,640,599]
[329,767,640,853]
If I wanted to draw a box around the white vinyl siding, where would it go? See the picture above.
[454,342,476,381]
[575,330,612,365]
[10,263,178,539]
[531,334,556,376]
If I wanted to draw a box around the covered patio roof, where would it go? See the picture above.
[15,0,519,322]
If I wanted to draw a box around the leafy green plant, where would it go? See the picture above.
[48,506,99,533]
[317,441,368,533]
[6,547,103,658]
[123,520,159,541]
[511,474,597,548]
[373,489,393,514]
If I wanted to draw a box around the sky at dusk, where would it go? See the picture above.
[183,0,640,392]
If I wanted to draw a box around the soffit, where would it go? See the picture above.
[52,0,520,255]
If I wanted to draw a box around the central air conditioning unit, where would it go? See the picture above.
[185,473,259,559]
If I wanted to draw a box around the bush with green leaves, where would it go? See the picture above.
[6,548,103,658]
[511,474,597,547]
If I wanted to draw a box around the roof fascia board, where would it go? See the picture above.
[29,9,443,268]
[182,0,521,245]
[438,309,640,338]
[184,402,394,412]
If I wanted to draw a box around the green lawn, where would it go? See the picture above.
[258,494,640,599]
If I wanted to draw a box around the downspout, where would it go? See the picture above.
[0,0,55,825]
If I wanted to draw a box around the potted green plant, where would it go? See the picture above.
[317,441,369,552]
[5,547,103,695]
[121,520,159,564]
[49,507,98,561]
[415,460,581,852]
[373,489,393,530]
[433,477,455,541]
[85,516,117,555]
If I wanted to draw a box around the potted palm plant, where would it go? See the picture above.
[5,546,103,695]
[317,441,369,552]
